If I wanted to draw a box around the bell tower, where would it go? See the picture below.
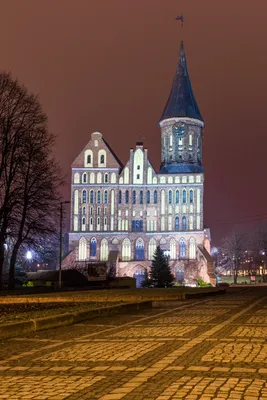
[159,41,204,174]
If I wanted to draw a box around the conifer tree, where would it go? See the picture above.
[141,268,151,288]
[150,246,174,287]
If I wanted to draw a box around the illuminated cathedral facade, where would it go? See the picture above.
[67,41,215,286]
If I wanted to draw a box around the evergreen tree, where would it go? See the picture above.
[141,268,151,288]
[150,246,174,287]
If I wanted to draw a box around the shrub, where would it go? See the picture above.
[196,278,211,287]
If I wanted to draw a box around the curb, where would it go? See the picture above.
[0,301,152,341]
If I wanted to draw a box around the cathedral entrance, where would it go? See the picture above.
[176,266,184,284]
[133,266,146,288]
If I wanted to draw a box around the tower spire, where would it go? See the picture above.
[160,41,203,122]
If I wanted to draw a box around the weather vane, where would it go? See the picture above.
[175,14,184,28]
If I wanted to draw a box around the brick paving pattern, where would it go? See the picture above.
[1,288,267,399]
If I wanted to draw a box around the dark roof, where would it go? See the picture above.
[198,246,213,262]
[158,164,204,174]
[160,41,203,122]
[102,138,123,168]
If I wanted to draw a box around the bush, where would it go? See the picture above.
[196,278,211,287]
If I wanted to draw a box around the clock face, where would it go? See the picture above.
[172,122,188,138]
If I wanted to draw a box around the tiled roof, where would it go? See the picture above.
[158,164,204,174]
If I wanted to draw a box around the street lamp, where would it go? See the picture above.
[59,200,70,289]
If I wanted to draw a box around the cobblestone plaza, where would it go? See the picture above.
[2,288,267,399]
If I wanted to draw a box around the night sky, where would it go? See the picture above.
[2,0,267,245]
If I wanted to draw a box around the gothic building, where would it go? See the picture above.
[67,41,215,286]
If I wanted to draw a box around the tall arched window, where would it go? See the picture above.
[84,149,93,167]
[104,190,108,204]
[180,238,186,258]
[170,238,176,260]
[90,172,95,184]
[122,238,131,261]
[104,173,108,183]
[83,173,87,183]
[82,190,87,203]
[148,238,156,260]
[98,150,106,167]
[183,189,187,203]
[189,237,196,259]
[135,238,145,260]
[90,238,97,257]
[97,172,102,183]
[87,154,91,164]
[189,189,194,203]
[147,190,150,204]
[182,216,187,230]
[154,190,157,204]
[74,173,80,184]
[175,216,179,231]
[168,190,173,204]
[97,190,101,204]
[132,190,136,204]
[90,190,94,204]
[118,190,122,204]
[111,173,116,183]
[125,190,129,204]
[175,190,179,204]
[100,238,108,261]
[78,237,87,261]
[82,206,86,215]
[140,190,143,204]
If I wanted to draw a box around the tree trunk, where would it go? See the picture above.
[8,243,20,290]
[0,242,5,290]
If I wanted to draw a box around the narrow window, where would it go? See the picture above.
[137,174,140,179]
[104,173,108,183]
[182,216,186,230]
[83,173,87,183]
[118,190,122,204]
[87,154,91,164]
[82,190,86,203]
[147,190,150,204]
[140,190,143,204]
[137,165,140,170]
[100,154,105,164]
[90,190,94,204]
[125,190,129,204]
[132,190,136,204]
[183,189,187,204]
[82,206,86,215]
[154,190,157,204]
[168,190,172,204]
[175,216,179,230]
[175,190,179,204]
[97,190,101,204]
[104,190,108,204]
[190,189,193,203]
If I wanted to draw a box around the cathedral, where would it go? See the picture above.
[67,41,216,287]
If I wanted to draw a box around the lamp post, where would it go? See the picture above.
[59,200,70,289]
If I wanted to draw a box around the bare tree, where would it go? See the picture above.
[221,230,247,284]
[0,72,62,289]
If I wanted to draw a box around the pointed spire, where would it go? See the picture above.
[160,41,203,122]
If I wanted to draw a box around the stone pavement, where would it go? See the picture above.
[1,288,267,399]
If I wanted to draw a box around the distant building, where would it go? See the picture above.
[67,41,215,286]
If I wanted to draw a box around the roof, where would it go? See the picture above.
[102,138,123,169]
[160,41,203,122]
[158,164,204,174]
[198,246,213,262]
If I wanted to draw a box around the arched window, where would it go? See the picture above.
[183,189,187,203]
[132,190,136,204]
[84,149,93,167]
[180,238,186,258]
[147,190,150,204]
[82,190,87,203]
[82,206,86,215]
[100,238,108,261]
[135,238,145,260]
[82,217,86,226]
[104,173,108,183]
[90,238,97,257]
[90,190,94,204]
[168,190,173,204]
[124,167,129,184]
[140,190,143,204]
[98,150,106,167]
[175,190,179,204]
[190,189,194,203]
[78,237,87,261]
[97,190,101,204]
[154,190,158,204]
[189,237,196,259]
[175,216,179,231]
[118,190,122,204]
[74,173,80,183]
[148,238,156,260]
[182,216,187,230]
[97,172,102,183]
[90,172,95,184]
[83,173,87,183]
[104,190,108,204]
[170,238,176,260]
[125,190,129,204]
[122,238,131,261]
[111,173,116,183]
[87,154,91,164]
